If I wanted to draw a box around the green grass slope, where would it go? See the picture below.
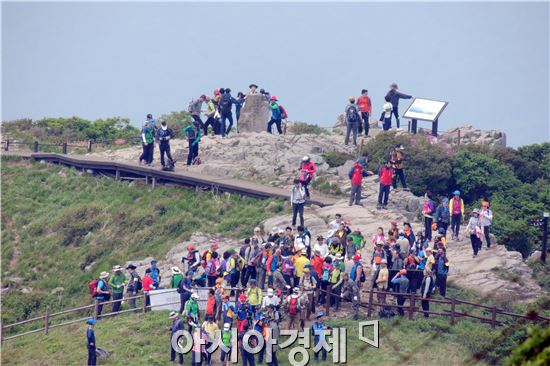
[1,157,286,324]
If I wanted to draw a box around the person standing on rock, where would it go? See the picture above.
[385,83,412,129]
[139,120,155,166]
[422,192,436,241]
[466,209,483,257]
[219,88,238,137]
[184,121,202,166]
[390,145,408,190]
[479,198,494,249]
[267,96,283,134]
[247,83,258,96]
[299,156,316,198]
[235,92,245,123]
[435,197,451,237]
[380,96,393,131]
[290,179,306,227]
[203,96,217,135]
[344,97,362,146]
[156,120,175,169]
[449,190,464,240]
[377,160,394,209]
[356,89,372,136]
[95,271,111,319]
[188,95,207,132]
[348,159,374,206]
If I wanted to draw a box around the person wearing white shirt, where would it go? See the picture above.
[479,199,494,249]
[294,226,311,256]
[313,236,330,258]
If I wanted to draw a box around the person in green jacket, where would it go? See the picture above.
[330,256,344,310]
[185,292,200,332]
[170,266,183,289]
[109,265,126,313]
[184,121,203,166]
[349,230,365,252]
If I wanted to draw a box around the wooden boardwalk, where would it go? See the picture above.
[2,152,337,207]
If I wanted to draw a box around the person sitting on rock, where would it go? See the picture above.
[299,156,317,198]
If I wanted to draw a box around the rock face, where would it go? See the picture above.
[419,124,507,147]
[237,94,271,133]
[333,114,380,133]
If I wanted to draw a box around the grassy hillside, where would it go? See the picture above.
[1,311,505,366]
[1,157,286,324]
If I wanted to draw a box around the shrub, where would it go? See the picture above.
[322,151,355,168]
[506,326,550,366]
[288,122,327,135]
[158,110,194,138]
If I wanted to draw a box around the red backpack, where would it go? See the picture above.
[289,297,298,316]
[351,166,363,185]
[88,279,99,297]
[279,105,288,119]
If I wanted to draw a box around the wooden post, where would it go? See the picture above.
[142,293,147,313]
[87,140,93,153]
[34,141,39,153]
[152,177,156,189]
[457,129,461,146]
[450,298,456,325]
[234,288,240,305]
[325,285,331,317]
[44,312,49,335]
[4,139,9,151]
[408,292,415,320]
[491,306,497,328]
[367,287,374,317]
[145,176,149,185]
[93,299,99,320]
[62,142,68,154]
[115,169,120,181]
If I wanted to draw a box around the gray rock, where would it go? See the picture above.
[51,287,64,295]
[238,94,271,133]
[21,287,33,294]
[336,160,355,178]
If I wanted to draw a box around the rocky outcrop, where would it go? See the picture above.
[237,94,271,133]
[438,125,507,147]
[332,114,380,133]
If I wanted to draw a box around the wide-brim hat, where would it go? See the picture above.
[191,293,199,300]
[112,265,122,272]
[315,311,325,318]
[171,266,181,274]
[169,311,178,319]
[249,84,258,89]
[223,323,231,331]
[99,271,109,279]
[126,264,137,270]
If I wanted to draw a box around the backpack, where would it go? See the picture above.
[351,166,363,185]
[379,306,396,318]
[206,259,219,276]
[162,158,176,172]
[322,266,330,282]
[279,105,288,119]
[346,105,360,123]
[219,94,232,112]
[201,250,211,268]
[423,201,433,215]
[289,297,298,316]
[177,278,185,294]
[135,275,143,291]
[192,156,202,166]
[360,268,366,283]
[88,279,99,297]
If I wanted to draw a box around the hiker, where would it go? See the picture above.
[238,322,256,366]
[341,272,360,319]
[285,288,302,329]
[330,256,344,310]
[219,88,238,137]
[247,83,258,96]
[156,121,175,169]
[185,292,200,331]
[350,255,364,285]
[376,259,389,306]
[466,209,483,257]
[372,227,386,248]
[202,316,219,366]
[126,264,141,311]
[169,311,185,365]
[178,270,193,314]
[142,269,154,312]
[420,270,435,317]
[294,249,310,288]
[262,288,281,309]
[236,293,251,333]
[184,120,202,166]
[356,89,372,136]
[345,237,357,260]
[422,192,436,241]
[146,113,158,130]
[435,197,451,237]
[385,83,412,129]
[149,259,161,289]
[388,220,399,241]
[327,213,344,233]
[348,159,373,206]
[188,95,207,131]
[221,322,232,365]
[390,248,404,270]
[170,266,183,289]
[380,96,393,131]
[312,311,328,363]
[390,145,408,190]
[235,92,246,122]
[318,257,333,305]
[371,243,387,271]
[267,96,283,134]
[252,227,266,245]
[109,265,125,313]
[295,226,311,258]
[377,160,394,209]
[86,317,97,366]
[391,269,410,316]
[403,223,416,248]
[299,268,317,319]
[311,248,326,277]
[299,156,317,198]
[205,252,220,287]
[449,190,464,240]
[344,96,362,146]
[290,179,306,227]
[139,120,155,166]
[480,199,494,249]
[435,249,449,296]
[203,96,217,135]
[246,279,263,313]
[205,289,217,321]
[94,271,110,319]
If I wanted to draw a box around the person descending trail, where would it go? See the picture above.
[299,156,316,198]
[139,119,155,166]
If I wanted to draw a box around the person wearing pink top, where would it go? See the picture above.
[371,227,386,247]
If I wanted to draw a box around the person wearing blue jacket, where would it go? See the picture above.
[169,311,185,365]
[385,83,412,129]
[435,197,451,237]
[267,96,283,134]
[236,92,246,123]
[312,311,329,362]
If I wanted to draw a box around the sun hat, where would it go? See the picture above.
[267,288,274,296]
[239,293,247,302]
[187,245,195,251]
[270,96,278,101]
[224,323,231,331]
[169,311,178,319]
[380,259,387,264]
[453,190,461,195]
[126,264,136,270]
[353,254,362,262]
[171,266,181,274]
[249,84,258,89]
[112,265,122,272]
[191,293,199,300]
[99,271,109,279]
[442,197,449,203]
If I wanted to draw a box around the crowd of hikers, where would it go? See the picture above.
[138,83,288,170]
[88,186,493,364]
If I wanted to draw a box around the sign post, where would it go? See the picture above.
[528,213,549,263]
[403,98,448,136]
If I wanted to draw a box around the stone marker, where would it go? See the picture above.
[238,93,271,133]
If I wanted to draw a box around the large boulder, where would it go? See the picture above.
[238,94,271,133]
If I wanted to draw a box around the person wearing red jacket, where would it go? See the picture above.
[299,156,317,198]
[377,160,394,210]
[356,89,372,136]
[348,159,374,206]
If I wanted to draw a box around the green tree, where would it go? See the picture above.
[158,110,193,138]
[506,326,550,366]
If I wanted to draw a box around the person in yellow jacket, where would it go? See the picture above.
[390,145,408,190]
[246,279,262,312]
[294,250,311,287]
[449,190,465,240]
[330,256,344,310]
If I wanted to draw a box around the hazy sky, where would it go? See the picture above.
[2,1,549,147]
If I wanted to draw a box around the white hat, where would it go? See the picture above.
[293,287,300,294]
[112,265,122,272]
[267,288,274,296]
[302,156,310,161]
[99,271,109,279]
[223,323,231,331]
[169,311,178,319]
[171,266,181,274]
[191,292,200,300]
